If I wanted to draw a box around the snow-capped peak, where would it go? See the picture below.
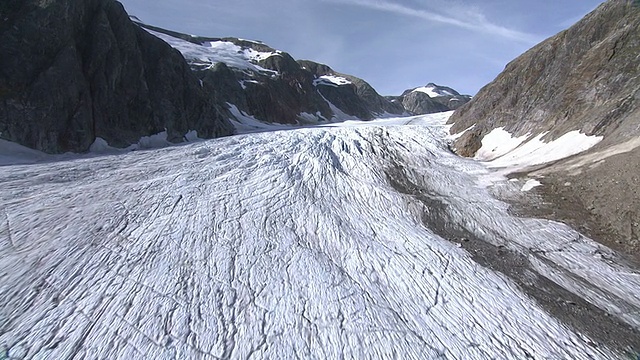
[413,83,459,98]
[313,75,352,87]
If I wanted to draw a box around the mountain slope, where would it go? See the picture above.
[446,0,640,255]
[1,115,639,358]
[0,0,234,153]
[142,24,406,126]
[449,0,640,155]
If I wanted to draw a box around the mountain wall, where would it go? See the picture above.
[449,0,640,156]
[447,0,640,256]
[0,0,235,153]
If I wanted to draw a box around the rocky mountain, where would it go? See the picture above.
[0,0,463,154]
[0,0,234,153]
[387,83,472,115]
[447,0,640,256]
[139,23,406,126]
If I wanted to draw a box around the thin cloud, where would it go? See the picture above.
[322,0,541,44]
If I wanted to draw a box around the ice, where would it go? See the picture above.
[0,113,634,358]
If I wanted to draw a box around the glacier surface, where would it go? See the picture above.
[0,114,638,359]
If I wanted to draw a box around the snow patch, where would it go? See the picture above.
[184,130,200,142]
[313,75,352,87]
[413,84,455,98]
[475,127,529,161]
[137,131,172,149]
[227,103,294,133]
[89,138,115,154]
[521,179,542,192]
[485,130,603,169]
[0,139,49,165]
[562,136,640,175]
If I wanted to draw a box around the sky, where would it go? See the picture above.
[118,0,605,96]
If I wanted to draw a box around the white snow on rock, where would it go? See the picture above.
[145,29,277,74]
[0,114,635,359]
[474,128,603,170]
[227,103,294,133]
[475,127,529,161]
[521,179,542,192]
[413,84,456,98]
[313,75,352,87]
[485,130,603,169]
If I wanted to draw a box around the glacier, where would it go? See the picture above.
[0,113,638,359]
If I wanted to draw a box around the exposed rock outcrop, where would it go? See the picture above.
[0,0,234,153]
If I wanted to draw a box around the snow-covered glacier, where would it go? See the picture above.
[1,113,639,359]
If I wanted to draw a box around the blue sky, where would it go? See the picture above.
[119,0,604,96]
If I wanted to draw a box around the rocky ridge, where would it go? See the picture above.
[141,23,407,125]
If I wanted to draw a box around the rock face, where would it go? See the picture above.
[449,0,640,155]
[447,0,640,257]
[0,0,235,153]
[390,83,471,115]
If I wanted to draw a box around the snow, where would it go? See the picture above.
[480,130,603,169]
[1,113,636,359]
[0,139,49,165]
[184,130,200,142]
[413,84,455,98]
[313,75,352,87]
[227,104,294,133]
[474,127,529,161]
[144,29,277,74]
[471,127,603,186]
[521,179,542,192]
[562,135,640,175]
[491,131,602,169]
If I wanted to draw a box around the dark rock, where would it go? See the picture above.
[0,0,234,153]
[299,60,405,119]
[401,92,450,115]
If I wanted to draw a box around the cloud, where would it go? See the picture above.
[320,0,541,44]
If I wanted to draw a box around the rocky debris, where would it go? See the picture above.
[0,0,234,153]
